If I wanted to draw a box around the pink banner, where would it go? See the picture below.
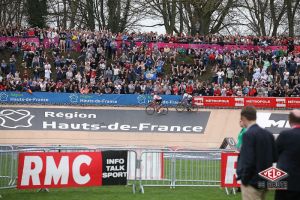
[0,37,40,46]
[0,37,292,52]
[154,42,287,51]
[116,40,288,51]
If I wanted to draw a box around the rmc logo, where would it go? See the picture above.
[0,109,34,129]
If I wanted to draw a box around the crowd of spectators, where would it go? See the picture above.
[0,26,300,97]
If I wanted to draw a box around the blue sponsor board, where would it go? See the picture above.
[0,92,181,106]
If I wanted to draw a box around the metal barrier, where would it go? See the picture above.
[0,144,15,188]
[0,150,17,189]
[139,150,233,193]
[0,145,235,194]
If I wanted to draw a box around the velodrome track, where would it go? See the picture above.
[0,105,291,149]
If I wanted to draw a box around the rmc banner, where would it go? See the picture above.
[0,92,181,106]
[221,152,240,188]
[17,151,128,189]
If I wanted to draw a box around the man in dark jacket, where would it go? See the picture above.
[275,110,300,200]
[237,106,277,200]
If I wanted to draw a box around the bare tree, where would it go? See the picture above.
[238,0,288,36]
[0,0,26,27]
[182,0,239,35]
[285,0,300,37]
[144,0,177,34]
[2,0,300,37]
[270,0,287,36]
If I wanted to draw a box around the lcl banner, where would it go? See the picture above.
[17,151,128,189]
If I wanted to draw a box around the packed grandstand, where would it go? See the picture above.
[0,27,300,97]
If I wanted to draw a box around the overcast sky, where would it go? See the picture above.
[137,18,166,34]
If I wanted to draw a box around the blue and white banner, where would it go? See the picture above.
[0,92,181,106]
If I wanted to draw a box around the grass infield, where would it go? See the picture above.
[0,186,275,200]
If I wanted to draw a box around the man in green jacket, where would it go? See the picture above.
[236,120,247,193]
[237,125,247,150]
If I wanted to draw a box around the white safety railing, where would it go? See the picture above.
[139,150,235,193]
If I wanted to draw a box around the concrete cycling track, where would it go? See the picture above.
[0,105,290,149]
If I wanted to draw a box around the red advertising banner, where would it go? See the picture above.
[17,151,128,189]
[221,152,240,187]
[286,97,300,108]
[18,152,102,189]
[193,96,236,107]
[193,96,300,108]
[244,97,277,108]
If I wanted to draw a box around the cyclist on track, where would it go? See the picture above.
[182,93,193,111]
[152,92,162,113]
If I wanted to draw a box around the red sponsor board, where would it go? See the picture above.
[18,151,129,189]
[275,98,286,108]
[193,97,205,106]
[244,97,277,108]
[18,152,102,189]
[286,97,300,108]
[221,152,241,187]
[194,96,236,107]
[193,96,300,108]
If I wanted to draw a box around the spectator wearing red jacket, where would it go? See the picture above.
[172,83,179,95]
[0,83,6,91]
[27,29,35,37]
[226,88,233,96]
[209,53,216,65]
[186,83,193,94]
[214,87,221,96]
[248,87,257,96]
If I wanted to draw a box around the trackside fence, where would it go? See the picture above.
[0,145,235,194]
[138,150,232,193]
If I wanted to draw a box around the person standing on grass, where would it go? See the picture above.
[237,106,277,200]
[236,120,247,151]
[275,110,300,200]
[235,120,247,193]
[9,54,16,75]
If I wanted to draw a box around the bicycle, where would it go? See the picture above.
[175,100,199,112]
[145,101,169,115]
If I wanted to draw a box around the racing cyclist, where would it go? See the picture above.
[153,93,162,113]
[182,93,193,111]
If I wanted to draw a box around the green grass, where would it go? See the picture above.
[0,152,18,189]
[158,158,221,186]
[139,160,221,186]
[0,49,81,79]
[0,186,275,200]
